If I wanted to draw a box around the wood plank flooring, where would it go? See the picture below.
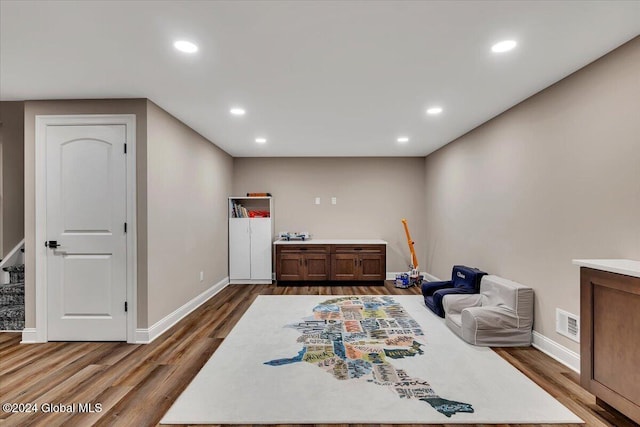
[0,282,636,427]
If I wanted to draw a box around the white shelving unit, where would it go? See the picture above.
[228,196,274,284]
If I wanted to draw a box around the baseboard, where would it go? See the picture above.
[20,328,38,344]
[228,279,272,285]
[386,271,441,281]
[135,276,229,344]
[422,272,441,282]
[532,331,580,373]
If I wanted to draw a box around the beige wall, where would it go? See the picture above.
[233,157,426,272]
[423,37,640,352]
[23,99,148,328]
[0,101,25,257]
[146,101,233,326]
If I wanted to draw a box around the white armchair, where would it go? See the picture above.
[442,275,534,346]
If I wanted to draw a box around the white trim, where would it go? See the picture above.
[386,272,401,280]
[134,327,150,344]
[20,328,38,344]
[124,116,137,344]
[532,331,580,373]
[34,115,137,343]
[387,272,440,281]
[135,276,229,344]
[422,272,441,282]
[35,117,48,343]
[386,271,440,281]
[228,279,272,285]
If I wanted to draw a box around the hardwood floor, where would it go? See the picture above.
[0,282,636,427]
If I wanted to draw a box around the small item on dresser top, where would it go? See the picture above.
[278,231,310,241]
[246,192,272,197]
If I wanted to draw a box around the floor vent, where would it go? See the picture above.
[556,308,580,342]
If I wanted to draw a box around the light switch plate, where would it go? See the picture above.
[331,197,337,205]
[315,197,321,205]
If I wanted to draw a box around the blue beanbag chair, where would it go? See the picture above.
[421,265,487,317]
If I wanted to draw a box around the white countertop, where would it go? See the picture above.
[274,239,387,245]
[572,259,640,278]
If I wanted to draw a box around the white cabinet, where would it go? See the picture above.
[228,197,273,284]
[229,219,252,280]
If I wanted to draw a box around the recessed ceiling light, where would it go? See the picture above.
[491,40,517,53]
[426,107,443,115]
[230,108,246,116]
[397,137,409,143]
[173,40,198,53]
[255,138,267,144]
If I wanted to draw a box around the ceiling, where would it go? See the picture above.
[1,1,638,157]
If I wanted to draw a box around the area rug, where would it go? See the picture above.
[161,295,583,424]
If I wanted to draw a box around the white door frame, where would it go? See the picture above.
[33,114,137,343]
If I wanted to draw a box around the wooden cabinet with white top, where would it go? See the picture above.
[275,244,330,281]
[573,259,640,424]
[275,239,386,283]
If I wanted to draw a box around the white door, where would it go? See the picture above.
[250,219,272,280]
[229,218,251,280]
[46,124,128,341]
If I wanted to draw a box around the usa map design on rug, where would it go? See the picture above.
[265,296,474,418]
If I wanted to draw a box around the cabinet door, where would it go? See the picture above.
[360,254,385,280]
[305,254,330,281]
[250,218,272,280]
[229,219,251,280]
[277,253,304,281]
[331,253,359,281]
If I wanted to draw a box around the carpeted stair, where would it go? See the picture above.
[0,264,25,331]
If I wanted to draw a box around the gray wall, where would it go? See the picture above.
[233,157,426,273]
[146,101,233,326]
[0,101,25,257]
[422,37,640,352]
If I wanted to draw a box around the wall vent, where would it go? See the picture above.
[556,308,580,342]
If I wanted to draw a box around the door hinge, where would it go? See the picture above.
[124,301,128,312]
[124,143,127,154]
[124,222,127,233]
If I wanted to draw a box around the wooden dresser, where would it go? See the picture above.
[573,259,640,424]
[274,239,387,283]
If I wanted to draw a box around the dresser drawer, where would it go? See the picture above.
[277,244,330,254]
[331,244,385,254]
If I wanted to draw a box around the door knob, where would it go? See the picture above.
[45,240,60,249]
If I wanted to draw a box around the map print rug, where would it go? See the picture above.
[161,295,582,424]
